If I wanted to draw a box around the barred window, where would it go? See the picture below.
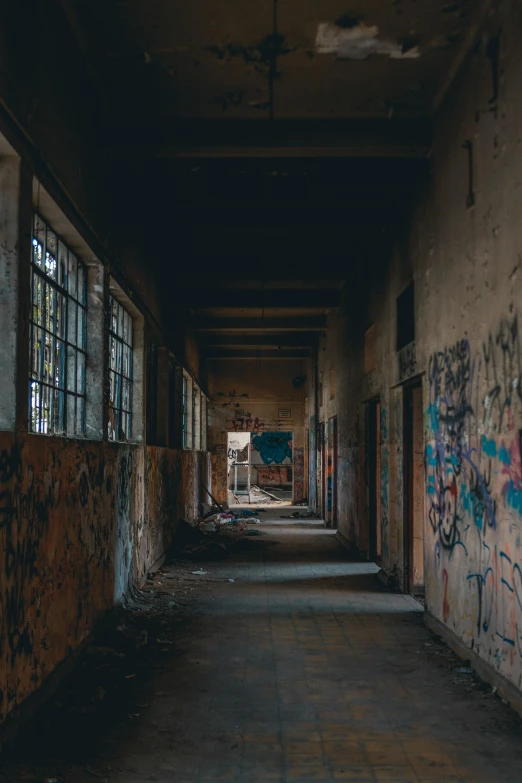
[182,374,191,448]
[109,296,133,441]
[192,384,200,450]
[30,213,87,435]
[201,395,207,451]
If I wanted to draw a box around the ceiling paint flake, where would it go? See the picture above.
[315,22,420,60]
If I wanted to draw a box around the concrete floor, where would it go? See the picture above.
[3,519,522,783]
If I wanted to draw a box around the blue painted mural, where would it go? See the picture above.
[251,432,292,465]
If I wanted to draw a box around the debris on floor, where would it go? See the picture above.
[2,525,522,783]
[281,510,319,519]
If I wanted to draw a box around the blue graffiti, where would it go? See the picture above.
[426,403,439,432]
[251,432,292,465]
[499,445,511,465]
[506,480,522,515]
[481,436,497,458]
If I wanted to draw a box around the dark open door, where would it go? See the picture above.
[327,416,338,528]
[321,422,327,521]
[403,381,424,596]
[366,400,381,561]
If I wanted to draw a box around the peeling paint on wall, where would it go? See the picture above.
[315,22,420,60]
[0,433,207,726]
[425,312,522,683]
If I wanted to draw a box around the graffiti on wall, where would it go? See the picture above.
[251,432,292,465]
[426,313,522,672]
[293,447,305,503]
[398,341,416,381]
[257,465,292,485]
[231,410,266,432]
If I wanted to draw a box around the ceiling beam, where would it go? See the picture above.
[179,289,340,309]
[192,315,327,332]
[177,207,409,227]
[107,118,432,160]
[202,333,317,348]
[204,347,311,360]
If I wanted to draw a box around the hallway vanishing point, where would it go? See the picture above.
[3,515,522,783]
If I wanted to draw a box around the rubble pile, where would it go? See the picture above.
[171,503,265,560]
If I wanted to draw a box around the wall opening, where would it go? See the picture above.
[403,381,424,595]
[227,431,293,505]
[320,421,326,520]
[326,416,338,528]
[366,399,382,560]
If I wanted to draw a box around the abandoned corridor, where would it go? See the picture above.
[2,0,522,773]
[3,517,522,783]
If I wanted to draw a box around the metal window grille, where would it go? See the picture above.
[182,375,190,448]
[108,295,133,440]
[192,385,200,450]
[30,213,87,436]
[201,395,207,451]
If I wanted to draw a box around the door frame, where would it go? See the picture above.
[403,378,423,594]
[327,416,338,528]
[365,398,381,561]
[321,421,327,521]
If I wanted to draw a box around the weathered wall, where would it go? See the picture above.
[0,433,208,726]
[207,358,308,503]
[321,0,522,694]
[417,0,522,692]
[0,0,212,732]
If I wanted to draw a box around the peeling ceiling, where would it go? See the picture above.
[60,0,487,354]
[65,0,483,124]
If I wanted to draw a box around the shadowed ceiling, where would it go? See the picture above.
[64,0,483,124]
[59,0,487,360]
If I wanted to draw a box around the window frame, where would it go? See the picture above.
[200,394,207,451]
[29,212,87,436]
[108,294,134,441]
[182,374,208,451]
[182,374,191,449]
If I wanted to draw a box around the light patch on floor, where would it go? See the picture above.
[316,22,420,60]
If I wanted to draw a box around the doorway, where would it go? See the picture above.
[366,399,381,561]
[326,416,338,528]
[227,431,294,505]
[403,381,424,596]
[320,421,327,520]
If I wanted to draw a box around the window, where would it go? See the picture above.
[30,213,87,435]
[201,395,207,451]
[183,374,191,448]
[182,375,207,451]
[193,383,201,450]
[397,282,415,350]
[109,295,133,440]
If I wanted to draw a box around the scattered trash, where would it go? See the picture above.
[228,578,235,583]
[250,484,280,501]
[457,667,473,674]
[191,570,209,576]
[200,520,217,533]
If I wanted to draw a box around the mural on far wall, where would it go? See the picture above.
[251,432,293,465]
